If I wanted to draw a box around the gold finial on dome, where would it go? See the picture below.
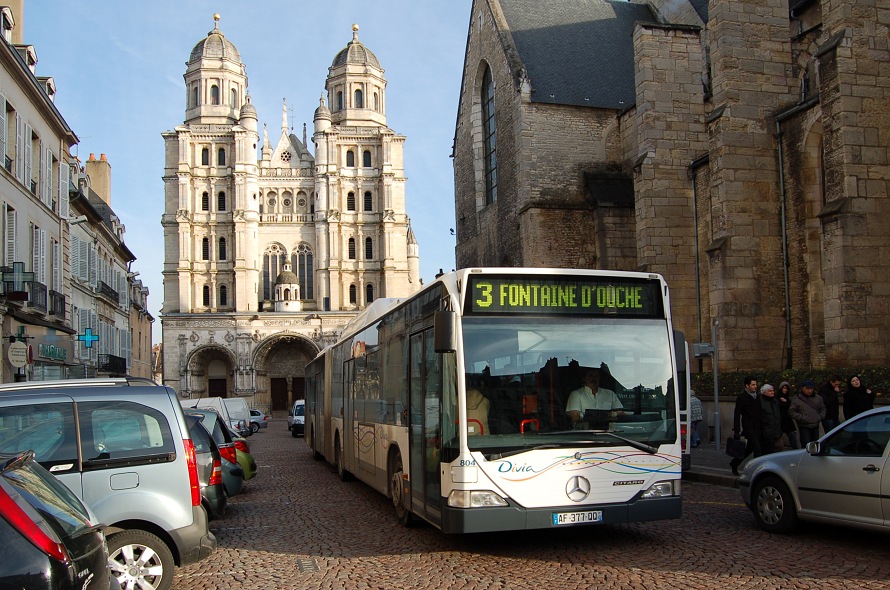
[352,23,359,40]
[213,13,220,28]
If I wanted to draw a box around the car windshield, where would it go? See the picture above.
[458,316,677,456]
[295,404,304,417]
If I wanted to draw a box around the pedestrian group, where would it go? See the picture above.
[728,374,878,475]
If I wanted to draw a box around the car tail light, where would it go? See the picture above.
[0,484,70,563]
[219,444,237,465]
[209,458,223,486]
[234,439,248,453]
[183,439,202,507]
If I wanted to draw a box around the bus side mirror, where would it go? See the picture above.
[434,310,457,353]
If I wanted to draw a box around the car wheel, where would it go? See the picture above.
[291,424,298,438]
[752,476,798,534]
[107,529,175,590]
[389,452,414,526]
[251,422,260,434]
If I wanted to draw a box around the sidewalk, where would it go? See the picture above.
[683,441,742,488]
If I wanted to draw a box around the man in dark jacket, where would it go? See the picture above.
[817,375,842,433]
[730,376,762,475]
[758,384,783,453]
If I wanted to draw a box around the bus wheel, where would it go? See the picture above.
[311,427,322,461]
[390,453,414,526]
[335,436,351,481]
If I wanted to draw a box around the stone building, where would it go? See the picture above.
[453,0,889,372]
[161,19,421,412]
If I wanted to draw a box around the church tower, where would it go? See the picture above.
[161,18,421,409]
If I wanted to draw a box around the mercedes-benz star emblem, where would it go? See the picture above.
[566,475,591,502]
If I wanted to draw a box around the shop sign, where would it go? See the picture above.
[8,341,27,368]
[39,343,68,361]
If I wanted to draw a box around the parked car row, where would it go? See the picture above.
[0,378,267,590]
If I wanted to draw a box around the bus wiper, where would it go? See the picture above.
[550,430,659,455]
[488,444,562,460]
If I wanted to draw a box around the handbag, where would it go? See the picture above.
[725,436,747,459]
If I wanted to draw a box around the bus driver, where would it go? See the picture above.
[566,369,624,426]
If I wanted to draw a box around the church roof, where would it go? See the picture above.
[497,0,657,110]
[275,268,298,285]
[189,20,242,64]
[331,26,382,70]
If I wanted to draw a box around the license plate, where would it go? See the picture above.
[552,510,603,526]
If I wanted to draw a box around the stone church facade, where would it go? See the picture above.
[161,19,420,412]
[453,0,889,372]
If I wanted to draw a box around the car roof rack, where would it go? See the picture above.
[0,376,159,391]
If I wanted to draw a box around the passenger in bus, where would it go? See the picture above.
[465,376,490,436]
[566,368,624,427]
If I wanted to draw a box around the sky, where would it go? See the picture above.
[26,1,471,344]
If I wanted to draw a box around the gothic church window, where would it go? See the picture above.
[192,87,199,108]
[364,191,372,212]
[201,148,209,166]
[354,89,363,108]
[482,65,497,205]
[202,238,209,260]
[349,284,357,304]
[218,191,226,211]
[262,245,286,302]
[346,150,355,167]
[373,92,379,111]
[219,237,226,261]
[219,285,227,306]
[337,91,343,111]
[201,192,209,211]
[230,88,238,108]
[363,150,371,167]
[211,85,220,105]
[366,283,374,303]
[365,237,373,260]
[217,148,225,166]
[202,285,210,306]
[347,192,356,211]
[293,243,314,300]
[348,238,356,260]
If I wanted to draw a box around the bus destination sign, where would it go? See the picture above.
[467,276,663,317]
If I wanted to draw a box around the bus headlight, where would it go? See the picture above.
[641,480,679,498]
[447,490,508,508]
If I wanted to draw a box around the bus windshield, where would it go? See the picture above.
[460,316,676,455]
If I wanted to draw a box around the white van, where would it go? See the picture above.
[222,397,251,437]
[287,400,305,437]
[181,397,250,438]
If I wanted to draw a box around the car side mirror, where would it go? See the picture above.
[805,441,821,455]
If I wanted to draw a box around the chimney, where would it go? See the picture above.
[85,153,112,205]
[9,0,22,45]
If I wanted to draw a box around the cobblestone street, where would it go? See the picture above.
[174,420,890,590]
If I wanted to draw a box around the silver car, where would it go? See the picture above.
[739,406,890,534]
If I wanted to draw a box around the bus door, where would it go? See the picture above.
[409,329,442,526]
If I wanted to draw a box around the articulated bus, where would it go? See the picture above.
[305,268,686,533]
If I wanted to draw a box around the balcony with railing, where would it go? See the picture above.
[98,354,127,375]
[49,290,66,319]
[26,281,47,312]
[259,213,314,223]
[97,280,119,303]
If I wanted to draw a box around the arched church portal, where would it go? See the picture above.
[187,345,236,398]
[254,335,319,413]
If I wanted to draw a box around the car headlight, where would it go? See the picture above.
[641,480,679,498]
[447,490,508,508]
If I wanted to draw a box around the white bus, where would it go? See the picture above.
[305,268,686,533]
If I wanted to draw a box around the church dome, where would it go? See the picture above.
[331,24,381,70]
[189,16,241,64]
[240,97,257,119]
[275,268,298,285]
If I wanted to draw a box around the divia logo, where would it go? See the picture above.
[496,461,538,474]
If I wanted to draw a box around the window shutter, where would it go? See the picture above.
[0,94,6,165]
[90,311,98,362]
[78,236,89,281]
[71,235,80,280]
[78,308,89,357]
[4,207,15,265]
[24,124,31,188]
[52,239,60,291]
[38,141,46,204]
[38,228,46,284]
[15,114,22,181]
[58,162,69,219]
[31,224,38,279]
[44,146,53,207]
[88,241,97,288]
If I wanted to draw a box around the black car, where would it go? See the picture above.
[0,451,118,590]
[184,415,227,519]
